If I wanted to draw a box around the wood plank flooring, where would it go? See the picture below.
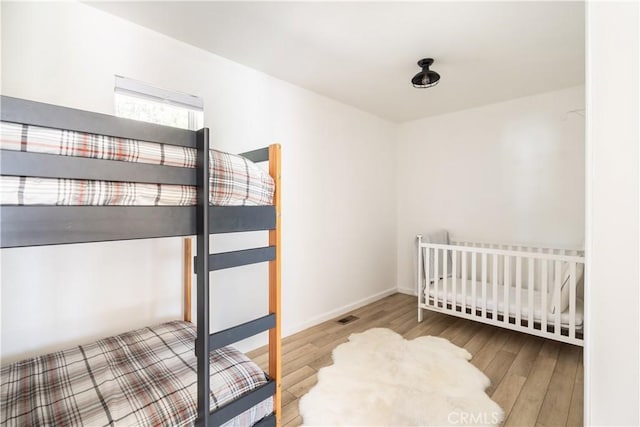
[247,293,583,426]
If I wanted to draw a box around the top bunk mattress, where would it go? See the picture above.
[0,122,274,206]
[0,321,273,426]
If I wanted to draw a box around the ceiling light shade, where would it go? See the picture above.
[412,58,440,88]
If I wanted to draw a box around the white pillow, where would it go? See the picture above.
[420,231,452,282]
[549,262,584,314]
[422,247,453,282]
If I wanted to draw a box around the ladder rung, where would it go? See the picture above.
[253,413,276,427]
[195,246,276,272]
[209,314,276,350]
[210,379,276,425]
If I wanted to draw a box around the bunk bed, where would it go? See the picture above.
[0,95,282,426]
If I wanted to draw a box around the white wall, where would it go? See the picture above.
[395,87,585,293]
[585,2,639,425]
[0,2,397,363]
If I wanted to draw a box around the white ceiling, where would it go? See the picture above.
[89,1,585,123]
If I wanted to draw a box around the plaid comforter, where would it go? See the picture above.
[0,122,274,206]
[0,321,273,426]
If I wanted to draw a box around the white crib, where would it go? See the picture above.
[416,236,585,346]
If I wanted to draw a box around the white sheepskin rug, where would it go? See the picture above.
[299,328,504,426]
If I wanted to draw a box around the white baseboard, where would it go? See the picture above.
[396,286,417,296]
[283,287,397,337]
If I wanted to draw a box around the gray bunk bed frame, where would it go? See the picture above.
[0,95,281,427]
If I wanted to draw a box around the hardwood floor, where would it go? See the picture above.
[247,293,583,426]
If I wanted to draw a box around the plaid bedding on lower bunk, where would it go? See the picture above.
[0,122,274,206]
[0,321,273,426]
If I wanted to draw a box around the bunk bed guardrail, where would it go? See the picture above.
[0,95,281,427]
[0,95,276,247]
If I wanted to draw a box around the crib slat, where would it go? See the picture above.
[481,252,487,318]
[528,257,534,331]
[554,260,562,337]
[541,260,548,331]
[462,250,467,314]
[418,241,423,321]
[492,254,498,322]
[569,262,577,339]
[471,251,477,315]
[452,250,458,312]
[499,246,504,289]
[537,247,543,293]
[434,248,440,309]
[503,255,510,325]
[547,248,554,291]
[443,247,449,312]
[425,247,431,308]
[515,256,522,326]
[513,247,520,292]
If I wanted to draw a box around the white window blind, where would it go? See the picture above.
[114,75,204,130]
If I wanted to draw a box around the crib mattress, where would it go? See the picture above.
[427,278,583,328]
[0,321,273,426]
[0,122,274,206]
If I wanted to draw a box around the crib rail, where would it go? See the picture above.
[451,239,584,256]
[417,236,585,346]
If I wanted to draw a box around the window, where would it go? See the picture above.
[114,76,203,130]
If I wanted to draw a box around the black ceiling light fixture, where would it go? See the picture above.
[411,58,440,88]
